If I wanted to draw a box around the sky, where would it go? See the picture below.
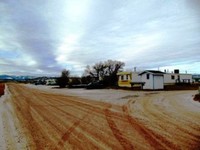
[0,0,200,76]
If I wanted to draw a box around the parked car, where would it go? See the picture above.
[86,80,105,89]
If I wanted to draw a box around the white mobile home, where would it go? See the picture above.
[46,79,57,85]
[164,70,192,85]
[139,70,164,90]
[193,74,200,83]
[117,69,192,90]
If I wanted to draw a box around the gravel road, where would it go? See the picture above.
[0,83,200,149]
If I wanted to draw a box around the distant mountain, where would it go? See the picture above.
[0,75,13,80]
[13,76,35,80]
[0,75,36,81]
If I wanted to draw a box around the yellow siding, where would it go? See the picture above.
[117,72,132,87]
[117,72,131,75]
[118,80,132,87]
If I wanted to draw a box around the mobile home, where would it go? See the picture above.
[117,72,132,87]
[164,70,192,85]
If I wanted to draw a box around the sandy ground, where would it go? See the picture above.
[0,85,29,150]
[0,83,200,149]
[24,84,155,105]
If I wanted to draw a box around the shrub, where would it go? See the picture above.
[57,69,70,88]
[0,83,5,96]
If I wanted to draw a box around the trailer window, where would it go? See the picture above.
[126,75,129,80]
[146,74,150,79]
[121,76,124,80]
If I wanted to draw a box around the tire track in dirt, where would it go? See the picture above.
[54,110,91,150]
[31,86,127,149]
[18,96,99,149]
[42,98,120,149]
[30,101,98,149]
[29,96,115,149]
[9,85,55,149]
[142,99,200,144]
[129,92,200,150]
[122,104,180,150]
[14,99,50,149]
[39,94,124,149]
[142,95,200,148]
[6,83,200,150]
[9,84,121,149]
[105,108,134,150]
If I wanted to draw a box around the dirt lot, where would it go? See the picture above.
[0,83,200,149]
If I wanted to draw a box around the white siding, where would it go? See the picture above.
[153,76,164,89]
[141,74,164,90]
[179,74,192,83]
[164,74,192,84]
[164,74,176,84]
[142,74,153,89]
[131,73,141,82]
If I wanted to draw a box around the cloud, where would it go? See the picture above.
[0,0,200,76]
[0,0,61,73]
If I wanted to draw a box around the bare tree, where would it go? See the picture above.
[84,62,106,79]
[105,60,125,76]
[84,65,95,77]
[83,60,125,86]
[104,60,125,86]
[93,62,107,79]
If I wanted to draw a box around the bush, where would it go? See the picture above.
[0,83,5,96]
[193,87,200,102]
[194,94,200,102]
[57,77,69,88]
[57,69,70,88]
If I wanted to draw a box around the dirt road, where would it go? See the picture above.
[1,83,200,149]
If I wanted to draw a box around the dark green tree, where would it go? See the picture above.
[57,69,70,88]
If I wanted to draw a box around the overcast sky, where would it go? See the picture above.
[0,0,200,76]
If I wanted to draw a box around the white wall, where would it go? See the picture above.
[164,73,192,84]
[131,72,141,82]
[142,74,153,89]
[153,76,164,89]
[179,74,192,83]
[164,74,176,84]
[141,74,164,90]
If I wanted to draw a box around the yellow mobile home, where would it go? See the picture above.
[117,72,132,87]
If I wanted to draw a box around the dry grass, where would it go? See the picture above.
[194,94,200,102]
[0,83,5,96]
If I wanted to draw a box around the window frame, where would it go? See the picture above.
[121,75,124,81]
[146,74,150,80]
